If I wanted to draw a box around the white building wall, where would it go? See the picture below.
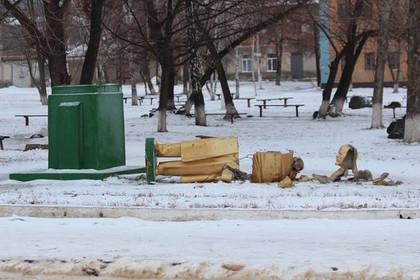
[0,62,12,86]
[0,60,38,87]
[11,62,32,87]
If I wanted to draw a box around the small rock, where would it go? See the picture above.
[82,267,99,276]
[24,144,48,151]
[222,264,245,271]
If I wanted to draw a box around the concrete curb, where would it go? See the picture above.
[0,205,419,220]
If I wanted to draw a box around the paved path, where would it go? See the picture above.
[1,217,420,279]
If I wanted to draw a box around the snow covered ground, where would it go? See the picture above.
[1,81,420,279]
[1,217,420,279]
[0,81,418,210]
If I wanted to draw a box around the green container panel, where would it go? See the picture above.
[48,84,125,170]
[56,102,82,169]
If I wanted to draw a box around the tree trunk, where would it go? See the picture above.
[206,38,239,118]
[146,72,157,95]
[167,64,176,110]
[182,63,189,95]
[331,35,370,114]
[371,0,392,129]
[3,0,69,86]
[155,62,160,87]
[251,36,257,96]
[209,72,216,101]
[37,55,48,105]
[158,63,170,132]
[131,77,139,106]
[26,0,47,105]
[313,24,321,87]
[26,49,48,105]
[394,47,401,93]
[275,32,283,86]
[235,48,240,98]
[97,59,106,83]
[327,0,370,115]
[80,0,104,84]
[186,0,206,126]
[44,0,70,86]
[217,59,239,119]
[393,83,399,93]
[318,53,342,118]
[141,71,148,95]
[103,66,110,83]
[331,56,354,114]
[256,34,263,90]
[404,0,420,143]
[387,46,401,94]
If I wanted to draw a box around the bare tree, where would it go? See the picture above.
[104,0,312,131]
[79,0,105,84]
[404,0,420,143]
[185,0,206,126]
[386,1,409,94]
[2,0,71,86]
[371,0,393,129]
[313,0,375,118]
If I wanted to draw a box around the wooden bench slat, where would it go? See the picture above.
[236,97,255,107]
[254,104,304,117]
[15,115,48,117]
[256,97,294,108]
[15,115,47,126]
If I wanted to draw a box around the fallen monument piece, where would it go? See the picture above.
[311,144,400,186]
[251,151,304,188]
[146,136,239,183]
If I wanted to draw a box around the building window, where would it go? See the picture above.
[388,52,400,69]
[337,0,348,18]
[241,55,252,72]
[365,52,376,70]
[267,54,278,72]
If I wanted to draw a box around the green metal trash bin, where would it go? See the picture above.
[48,84,126,170]
[9,84,145,182]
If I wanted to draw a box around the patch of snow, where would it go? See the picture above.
[0,217,419,278]
[0,81,418,211]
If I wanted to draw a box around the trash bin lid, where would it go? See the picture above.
[52,84,121,95]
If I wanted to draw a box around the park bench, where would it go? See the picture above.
[123,96,144,104]
[256,97,294,108]
[143,96,157,105]
[237,97,255,108]
[0,135,10,150]
[15,114,48,126]
[254,104,305,117]
[215,93,236,100]
[384,102,406,119]
[175,94,186,102]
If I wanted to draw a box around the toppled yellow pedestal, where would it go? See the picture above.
[155,136,239,183]
[251,151,304,184]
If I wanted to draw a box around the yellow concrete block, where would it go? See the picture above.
[155,142,181,157]
[157,154,239,176]
[181,174,219,183]
[251,152,294,183]
[180,136,238,162]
